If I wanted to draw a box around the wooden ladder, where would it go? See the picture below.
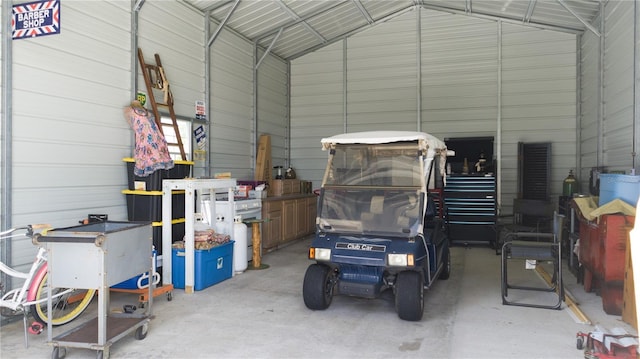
[137,48,187,160]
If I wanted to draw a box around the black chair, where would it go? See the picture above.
[495,198,555,255]
[500,212,565,310]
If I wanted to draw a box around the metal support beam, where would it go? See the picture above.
[204,10,212,176]
[286,60,291,168]
[252,42,258,177]
[634,0,639,172]
[1,0,14,295]
[353,0,374,24]
[420,3,583,34]
[497,20,503,212]
[255,1,346,43]
[557,0,600,37]
[417,5,422,131]
[2,0,13,231]
[200,0,233,13]
[598,2,604,168]
[255,27,283,70]
[523,0,537,23]
[290,5,414,60]
[131,0,143,101]
[133,0,144,12]
[343,38,348,133]
[204,1,239,175]
[276,0,326,43]
[207,0,240,47]
[576,35,583,181]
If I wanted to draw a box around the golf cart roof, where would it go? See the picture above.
[321,131,447,152]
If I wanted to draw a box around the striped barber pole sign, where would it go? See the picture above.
[12,0,60,40]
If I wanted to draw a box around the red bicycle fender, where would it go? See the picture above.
[26,264,48,302]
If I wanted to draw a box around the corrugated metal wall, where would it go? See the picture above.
[579,26,600,190]
[257,52,289,173]
[207,18,288,181]
[601,0,635,170]
[290,8,577,213]
[500,24,576,207]
[421,11,497,140]
[290,41,344,185]
[2,1,286,276]
[138,3,205,118]
[346,11,417,132]
[578,1,636,192]
[7,1,135,271]
[209,28,253,179]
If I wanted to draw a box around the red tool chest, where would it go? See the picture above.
[577,213,634,315]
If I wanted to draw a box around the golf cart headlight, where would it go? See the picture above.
[310,248,331,261]
[388,253,414,267]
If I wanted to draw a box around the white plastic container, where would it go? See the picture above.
[215,214,228,235]
[233,216,248,273]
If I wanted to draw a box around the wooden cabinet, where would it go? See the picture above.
[262,194,316,250]
[269,179,301,197]
[262,200,282,250]
[282,199,297,242]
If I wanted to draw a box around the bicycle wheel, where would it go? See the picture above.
[31,272,95,326]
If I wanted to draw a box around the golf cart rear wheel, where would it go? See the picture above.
[303,264,334,310]
[439,245,451,280]
[395,271,424,321]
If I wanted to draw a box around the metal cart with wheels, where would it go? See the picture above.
[34,221,154,359]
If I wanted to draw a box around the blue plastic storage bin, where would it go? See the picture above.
[599,174,640,207]
[172,241,234,291]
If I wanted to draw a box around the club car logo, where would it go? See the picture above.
[336,242,385,252]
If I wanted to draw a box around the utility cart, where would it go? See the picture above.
[34,221,154,359]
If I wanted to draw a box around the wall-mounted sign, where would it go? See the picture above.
[137,91,147,107]
[194,125,206,150]
[195,100,206,121]
[12,0,60,40]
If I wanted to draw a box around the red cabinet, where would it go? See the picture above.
[577,212,634,315]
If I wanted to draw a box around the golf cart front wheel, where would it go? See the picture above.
[395,270,424,321]
[303,264,334,310]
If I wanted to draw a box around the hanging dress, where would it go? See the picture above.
[124,105,174,177]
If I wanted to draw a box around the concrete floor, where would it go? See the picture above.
[1,236,637,359]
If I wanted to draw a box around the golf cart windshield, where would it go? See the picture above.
[324,143,422,187]
[318,142,425,237]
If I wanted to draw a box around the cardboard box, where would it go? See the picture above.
[234,185,251,199]
[172,241,234,291]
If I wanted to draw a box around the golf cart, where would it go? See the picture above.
[303,131,452,321]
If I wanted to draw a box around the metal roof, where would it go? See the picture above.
[185,0,602,60]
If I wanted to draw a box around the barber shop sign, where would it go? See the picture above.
[12,0,60,40]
